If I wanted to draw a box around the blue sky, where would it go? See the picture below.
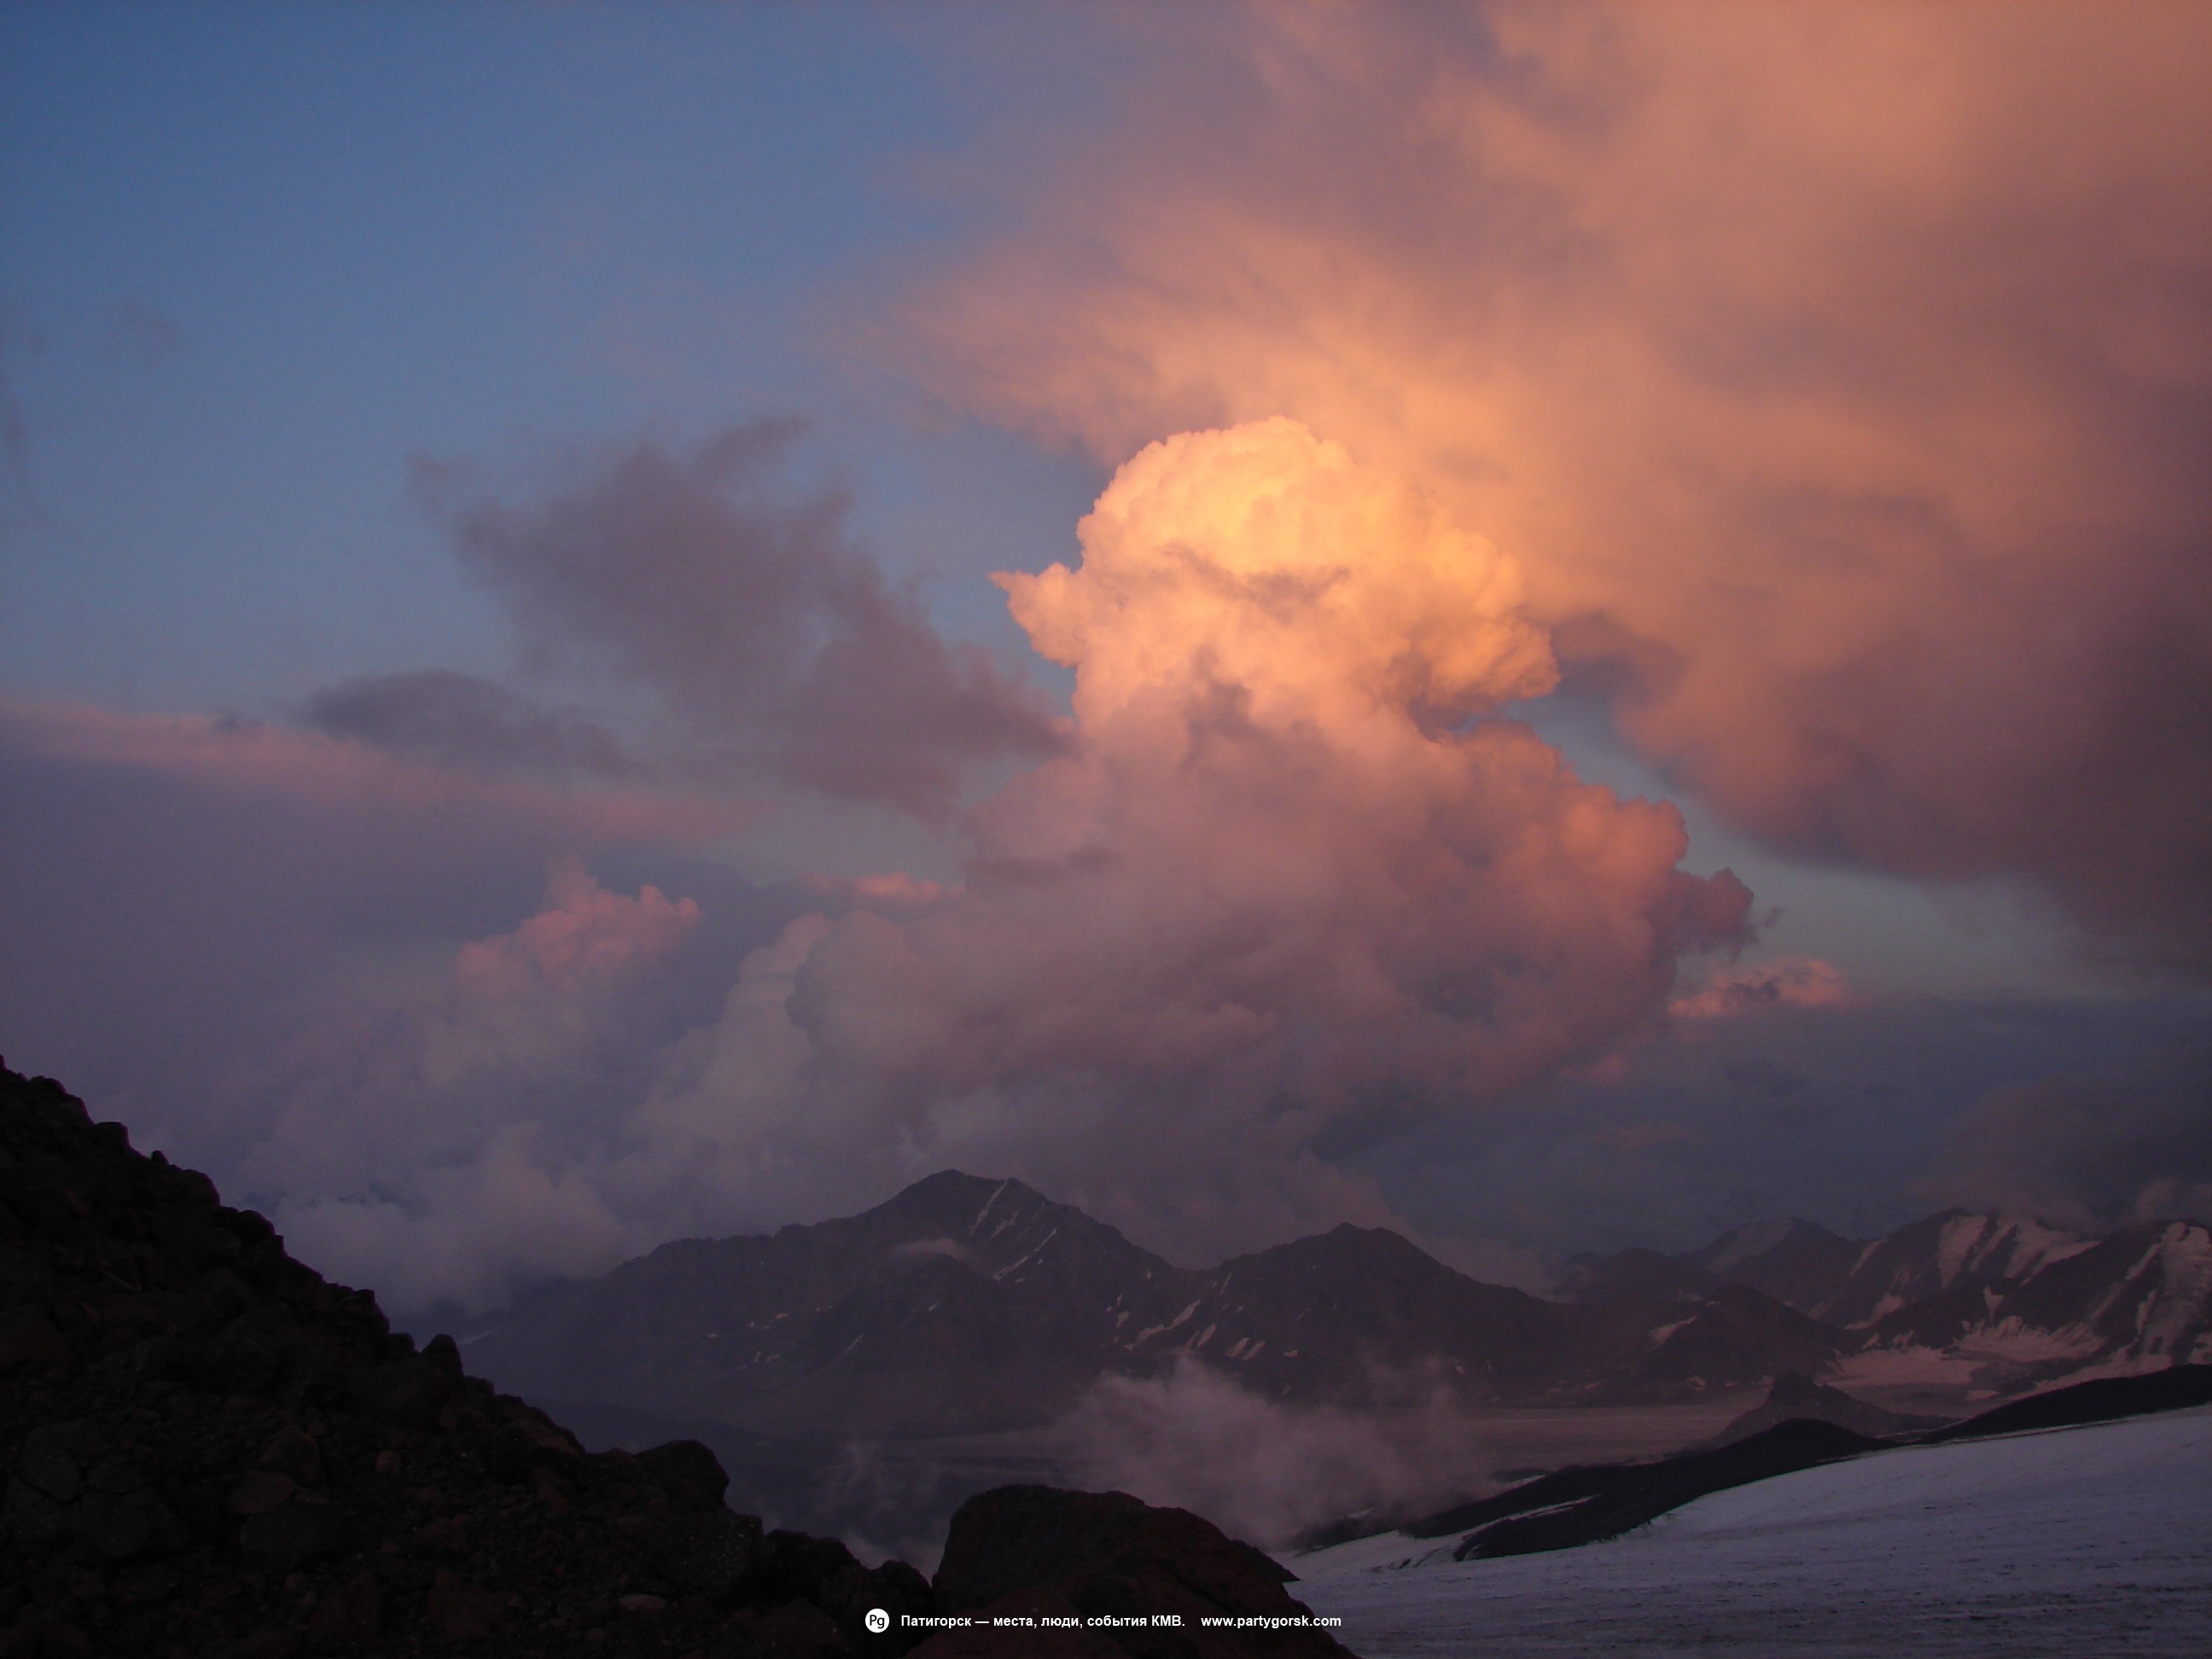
[1,2,1102,706]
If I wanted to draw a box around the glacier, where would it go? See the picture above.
[1295,1406,2212,1656]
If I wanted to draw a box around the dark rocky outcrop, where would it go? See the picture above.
[920,1485,1353,1657]
[1921,1360,2212,1443]
[0,1063,934,1657]
[1403,1419,1883,1559]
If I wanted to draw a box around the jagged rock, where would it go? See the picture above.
[341,1353,453,1429]
[928,1485,1352,1657]
[754,1528,864,1610]
[303,1568,381,1644]
[410,1512,470,1557]
[17,1423,95,1502]
[0,1306,67,1375]
[648,1509,765,1599]
[1401,1418,1883,1558]
[236,1492,345,1570]
[425,1569,508,1638]
[744,1598,846,1658]
[74,1487,189,1560]
[227,1471,296,1516]
[255,1424,323,1488]
[637,1435,732,1511]
[0,1065,935,1656]
[818,1558,933,1651]
[3,1416,188,1562]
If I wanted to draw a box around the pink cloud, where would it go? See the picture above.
[456,856,700,991]
[891,3,2212,968]
[795,871,959,911]
[0,696,750,847]
[246,860,709,1313]
[1671,958,1857,1020]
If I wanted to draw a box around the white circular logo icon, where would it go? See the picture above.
[865,1608,891,1635]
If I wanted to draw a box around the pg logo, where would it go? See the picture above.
[864,1608,892,1634]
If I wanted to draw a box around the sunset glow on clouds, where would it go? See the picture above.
[905,1,2212,965]
[258,860,702,1310]
[236,422,1752,1302]
[624,422,1749,1262]
[1671,958,1856,1021]
[2,2,2208,1312]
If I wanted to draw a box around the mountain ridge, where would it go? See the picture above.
[468,1171,2212,1450]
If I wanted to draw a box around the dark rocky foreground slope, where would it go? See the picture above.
[0,1067,1351,1658]
[916,1487,1351,1658]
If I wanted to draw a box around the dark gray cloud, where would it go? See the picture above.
[1936,1045,2212,1231]
[413,422,1063,816]
[1360,992,2212,1262]
[303,669,636,783]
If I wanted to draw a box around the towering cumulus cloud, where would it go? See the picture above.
[899,2,2212,967]
[638,421,1747,1260]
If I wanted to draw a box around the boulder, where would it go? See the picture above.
[929,1486,1353,1657]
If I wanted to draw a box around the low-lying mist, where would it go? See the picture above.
[1053,1358,1496,1547]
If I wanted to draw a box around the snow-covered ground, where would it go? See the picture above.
[1295,1406,2212,1656]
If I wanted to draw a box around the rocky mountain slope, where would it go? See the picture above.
[474,1175,2212,1460]
[0,1076,1374,1659]
[923,1486,1352,1658]
[469,1175,1833,1443]
[1566,1208,2212,1394]
[463,1172,1179,1441]
[0,1067,937,1657]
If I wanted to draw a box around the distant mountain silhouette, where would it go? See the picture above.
[1704,1372,1949,1447]
[464,1172,1179,1438]
[1563,1206,2212,1396]
[469,1174,2207,1456]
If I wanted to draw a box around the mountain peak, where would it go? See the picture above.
[1678,1216,1852,1278]
[876,1168,1041,1225]
[861,1170,1164,1272]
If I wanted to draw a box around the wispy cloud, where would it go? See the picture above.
[410,422,1064,817]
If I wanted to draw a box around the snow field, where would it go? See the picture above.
[1296,1406,2212,1656]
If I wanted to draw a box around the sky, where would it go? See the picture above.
[3,1,2208,1317]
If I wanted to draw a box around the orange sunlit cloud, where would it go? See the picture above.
[894,0,2212,967]
[626,420,1748,1261]
[1671,958,1857,1020]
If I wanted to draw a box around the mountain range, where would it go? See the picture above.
[467,1172,2212,1446]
